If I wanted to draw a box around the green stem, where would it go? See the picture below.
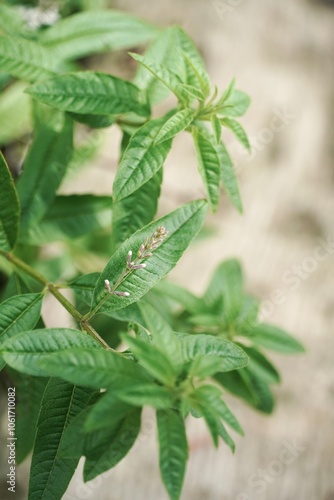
[1,251,111,350]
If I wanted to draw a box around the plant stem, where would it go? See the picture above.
[1,251,111,350]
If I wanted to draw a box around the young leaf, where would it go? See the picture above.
[194,385,243,435]
[178,333,248,372]
[157,409,188,500]
[26,72,150,117]
[121,333,177,386]
[218,89,251,117]
[154,108,195,145]
[221,117,251,152]
[1,328,103,377]
[0,151,20,251]
[183,53,211,99]
[111,169,162,252]
[113,114,175,201]
[25,195,112,244]
[130,52,185,102]
[246,323,305,354]
[16,115,73,233]
[0,35,58,82]
[28,378,94,499]
[84,408,142,481]
[39,10,159,61]
[211,115,222,144]
[92,200,207,314]
[192,127,221,212]
[0,293,43,362]
[204,259,244,320]
[154,281,205,315]
[191,389,235,451]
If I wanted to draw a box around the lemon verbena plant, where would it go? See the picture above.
[0,4,304,499]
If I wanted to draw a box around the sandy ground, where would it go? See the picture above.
[1,0,334,498]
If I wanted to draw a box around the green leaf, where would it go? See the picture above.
[0,82,32,146]
[154,108,195,145]
[84,391,134,432]
[215,368,275,414]
[16,115,73,233]
[130,52,185,102]
[83,408,141,481]
[137,301,183,369]
[0,293,43,369]
[191,389,235,450]
[40,10,159,61]
[194,385,243,435]
[241,346,280,384]
[178,333,248,372]
[176,84,205,103]
[0,151,20,251]
[1,328,103,377]
[111,169,162,252]
[182,53,211,99]
[25,195,112,244]
[0,5,34,38]
[157,409,188,500]
[92,200,207,313]
[112,114,173,201]
[28,378,93,500]
[106,381,174,409]
[2,273,31,301]
[221,117,251,152]
[192,127,221,212]
[246,323,305,354]
[36,348,151,389]
[7,372,48,463]
[121,333,177,386]
[155,281,205,315]
[68,272,99,306]
[0,35,58,82]
[211,115,222,144]
[219,89,251,117]
[218,139,243,212]
[26,72,150,117]
[204,259,244,320]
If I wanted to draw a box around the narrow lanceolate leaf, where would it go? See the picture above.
[26,195,112,244]
[113,114,173,201]
[211,115,222,144]
[39,10,159,61]
[183,53,211,99]
[0,151,20,251]
[194,385,243,435]
[111,169,162,252]
[2,273,31,301]
[92,200,207,314]
[241,346,280,384]
[221,117,251,152]
[192,127,221,212]
[83,408,142,481]
[0,36,58,82]
[28,378,94,500]
[16,115,73,234]
[7,372,48,463]
[0,294,43,369]
[218,89,251,117]
[246,323,305,354]
[155,281,206,315]
[178,333,248,372]
[26,72,150,117]
[130,52,184,101]
[154,108,195,145]
[122,334,177,386]
[217,139,243,213]
[157,410,188,500]
[1,328,102,377]
[204,259,244,320]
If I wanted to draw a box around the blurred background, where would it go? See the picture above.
[1,0,334,498]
